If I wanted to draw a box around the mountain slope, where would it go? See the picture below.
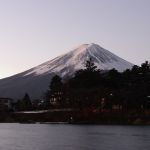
[0,43,133,99]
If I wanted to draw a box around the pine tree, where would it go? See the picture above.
[49,75,64,107]
[20,93,32,111]
[85,58,98,72]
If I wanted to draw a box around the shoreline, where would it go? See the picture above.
[1,110,150,125]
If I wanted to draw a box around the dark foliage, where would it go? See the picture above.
[45,60,150,112]
[16,93,32,111]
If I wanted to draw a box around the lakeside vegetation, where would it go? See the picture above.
[44,59,150,112]
[1,59,150,124]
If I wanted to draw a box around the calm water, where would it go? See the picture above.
[0,124,150,150]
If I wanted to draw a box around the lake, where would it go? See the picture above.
[0,124,150,150]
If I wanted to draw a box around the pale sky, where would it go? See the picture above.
[0,0,150,79]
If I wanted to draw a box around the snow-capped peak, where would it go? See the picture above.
[24,43,134,77]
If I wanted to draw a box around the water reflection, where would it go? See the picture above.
[0,124,150,150]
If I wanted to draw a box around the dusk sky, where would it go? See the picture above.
[0,0,150,79]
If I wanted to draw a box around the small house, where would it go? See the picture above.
[0,97,13,111]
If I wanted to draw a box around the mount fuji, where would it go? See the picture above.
[0,43,133,99]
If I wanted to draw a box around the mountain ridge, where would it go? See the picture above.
[0,43,134,99]
[22,43,133,77]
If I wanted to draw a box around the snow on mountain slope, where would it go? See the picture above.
[24,43,133,77]
[0,43,134,99]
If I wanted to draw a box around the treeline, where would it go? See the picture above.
[15,59,150,113]
[44,59,150,112]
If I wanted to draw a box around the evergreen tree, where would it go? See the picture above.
[44,90,51,109]
[141,61,150,74]
[67,58,103,108]
[24,93,32,110]
[17,93,32,111]
[85,58,98,72]
[72,58,102,88]
[49,75,64,107]
[50,75,63,92]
